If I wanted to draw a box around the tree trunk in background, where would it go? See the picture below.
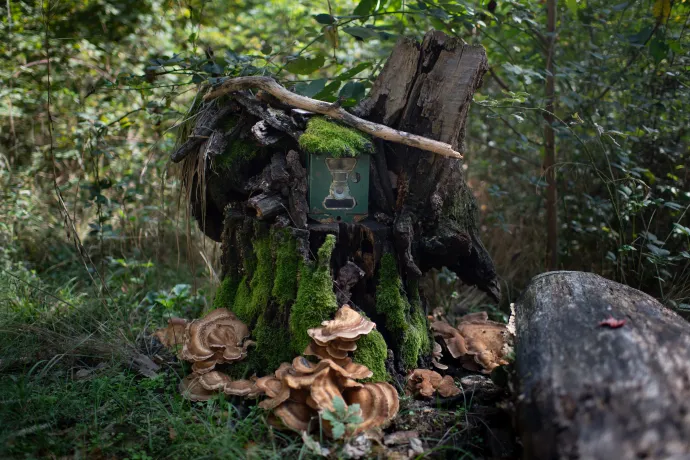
[515,271,690,459]
[544,0,558,271]
[178,31,499,382]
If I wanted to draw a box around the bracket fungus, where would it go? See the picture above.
[431,342,448,370]
[304,305,376,366]
[431,312,512,374]
[180,308,255,374]
[405,369,460,399]
[260,356,398,436]
[180,371,262,400]
[255,308,398,438]
[153,317,188,348]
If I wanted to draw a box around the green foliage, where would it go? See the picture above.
[320,396,363,440]
[298,117,374,157]
[289,235,338,354]
[352,329,390,382]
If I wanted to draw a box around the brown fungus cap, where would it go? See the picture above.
[308,305,375,343]
[405,369,460,399]
[432,342,448,370]
[432,312,512,374]
[153,317,188,348]
[179,308,254,374]
[431,321,467,359]
[456,312,511,374]
[198,371,262,397]
[179,374,217,402]
[343,382,400,434]
[305,305,376,365]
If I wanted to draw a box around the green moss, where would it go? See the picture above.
[401,306,430,369]
[298,117,374,158]
[248,237,273,320]
[352,330,389,382]
[212,117,261,171]
[271,231,300,308]
[289,235,338,354]
[231,275,252,323]
[375,254,409,334]
[213,276,239,310]
[230,237,273,325]
[252,313,295,372]
[375,254,429,369]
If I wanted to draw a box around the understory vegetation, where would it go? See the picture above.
[1,0,688,457]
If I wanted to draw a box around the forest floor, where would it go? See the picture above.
[0,243,515,459]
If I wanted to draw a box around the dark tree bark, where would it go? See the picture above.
[515,271,690,460]
[174,31,498,380]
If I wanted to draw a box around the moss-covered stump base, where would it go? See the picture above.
[214,213,438,382]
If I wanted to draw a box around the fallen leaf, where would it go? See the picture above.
[599,316,626,328]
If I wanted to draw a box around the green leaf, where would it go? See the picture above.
[339,81,366,102]
[647,243,670,257]
[285,55,325,75]
[314,13,335,24]
[314,80,342,100]
[353,0,376,18]
[335,62,372,82]
[294,78,327,98]
[342,26,378,40]
[320,410,336,422]
[649,36,669,63]
[332,396,346,415]
[331,422,346,440]
[261,43,273,55]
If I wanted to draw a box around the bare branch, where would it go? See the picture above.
[204,76,464,160]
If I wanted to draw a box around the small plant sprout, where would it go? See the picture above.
[320,396,363,440]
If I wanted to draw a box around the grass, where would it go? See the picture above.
[0,241,310,460]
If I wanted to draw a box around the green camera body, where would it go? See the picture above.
[308,153,370,223]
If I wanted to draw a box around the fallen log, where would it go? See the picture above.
[515,271,690,460]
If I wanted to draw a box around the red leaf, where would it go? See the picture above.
[599,316,626,328]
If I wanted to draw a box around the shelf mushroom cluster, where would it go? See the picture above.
[254,305,398,435]
[405,369,461,399]
[431,311,513,374]
[154,305,399,437]
[155,308,255,375]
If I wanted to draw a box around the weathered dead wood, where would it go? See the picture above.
[515,271,690,460]
[204,76,464,159]
[247,191,286,220]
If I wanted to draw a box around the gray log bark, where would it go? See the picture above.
[515,271,690,460]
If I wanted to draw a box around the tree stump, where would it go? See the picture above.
[515,271,690,460]
[173,30,498,381]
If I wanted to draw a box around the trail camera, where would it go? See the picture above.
[308,154,370,223]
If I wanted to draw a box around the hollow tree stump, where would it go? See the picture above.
[173,30,498,382]
[515,271,690,460]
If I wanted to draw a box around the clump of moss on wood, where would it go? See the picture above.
[211,116,262,171]
[252,311,294,371]
[376,254,429,369]
[271,230,300,308]
[213,275,240,310]
[289,234,338,354]
[353,329,390,382]
[298,117,374,157]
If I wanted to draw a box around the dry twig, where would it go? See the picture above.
[204,76,463,159]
